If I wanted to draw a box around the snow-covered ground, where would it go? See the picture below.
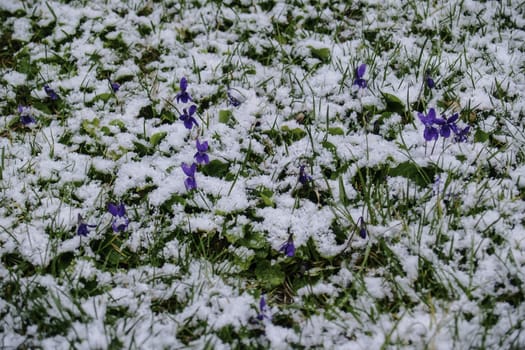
[1,0,524,348]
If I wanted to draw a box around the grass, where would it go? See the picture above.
[1,0,525,349]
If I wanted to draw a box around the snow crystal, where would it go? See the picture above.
[2,70,27,86]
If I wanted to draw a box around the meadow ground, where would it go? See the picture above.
[0,0,524,349]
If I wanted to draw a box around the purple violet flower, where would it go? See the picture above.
[280,233,295,257]
[181,162,197,190]
[77,214,96,237]
[176,77,192,103]
[357,216,367,239]
[453,125,470,143]
[194,139,210,165]
[418,108,441,141]
[108,203,130,232]
[353,63,367,89]
[108,78,120,92]
[18,105,35,125]
[435,113,459,138]
[299,165,312,185]
[256,295,269,321]
[44,84,58,100]
[425,71,435,89]
[180,105,198,129]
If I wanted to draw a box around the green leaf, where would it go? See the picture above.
[321,140,337,153]
[109,119,126,131]
[101,126,111,135]
[16,47,39,79]
[255,260,285,288]
[90,234,128,269]
[381,92,405,114]
[232,250,255,271]
[259,189,274,207]
[281,125,306,141]
[328,127,344,135]
[105,247,125,266]
[159,193,186,214]
[133,141,155,156]
[224,230,240,244]
[81,118,100,137]
[161,110,176,123]
[32,101,52,114]
[150,131,167,147]
[138,105,155,119]
[389,161,439,187]
[200,159,230,178]
[290,128,306,140]
[219,110,232,124]
[90,93,113,104]
[239,230,268,250]
[308,46,331,63]
[474,129,489,143]
[8,117,19,128]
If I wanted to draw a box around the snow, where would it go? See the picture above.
[1,0,524,348]
[2,70,27,86]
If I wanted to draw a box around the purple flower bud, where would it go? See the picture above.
[357,216,367,239]
[299,165,312,185]
[180,77,188,91]
[353,64,367,88]
[44,84,58,100]
[109,79,120,92]
[176,77,192,103]
[426,76,435,89]
[425,70,435,89]
[280,233,295,257]
[256,295,270,321]
[77,214,96,237]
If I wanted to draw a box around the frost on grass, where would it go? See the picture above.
[1,0,525,349]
